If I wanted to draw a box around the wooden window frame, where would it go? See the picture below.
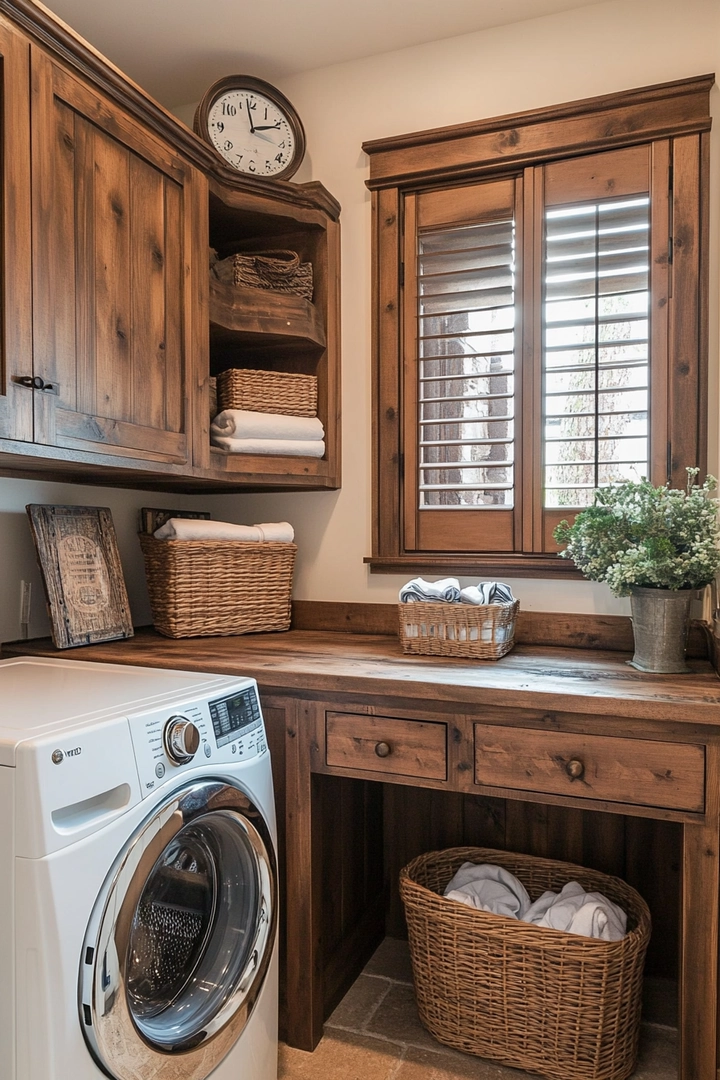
[363,75,713,578]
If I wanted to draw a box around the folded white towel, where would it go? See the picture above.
[255,521,295,542]
[153,518,294,543]
[212,409,325,442]
[211,435,325,458]
[443,862,627,940]
[444,863,531,918]
[399,577,462,603]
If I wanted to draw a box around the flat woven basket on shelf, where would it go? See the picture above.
[211,248,313,302]
[400,846,651,1080]
[398,600,519,659]
[139,533,296,639]
[216,368,318,418]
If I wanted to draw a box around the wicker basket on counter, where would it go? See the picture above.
[398,600,519,659]
[139,533,296,638]
[216,367,318,418]
[400,846,651,1080]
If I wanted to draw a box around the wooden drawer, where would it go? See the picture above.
[326,713,447,780]
[474,724,705,812]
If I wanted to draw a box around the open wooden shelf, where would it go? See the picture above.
[209,278,326,352]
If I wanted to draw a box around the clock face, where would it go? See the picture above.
[207,89,297,177]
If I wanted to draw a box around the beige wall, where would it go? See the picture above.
[204,0,720,614]
[0,0,718,645]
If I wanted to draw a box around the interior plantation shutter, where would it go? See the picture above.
[403,178,522,553]
[536,145,669,552]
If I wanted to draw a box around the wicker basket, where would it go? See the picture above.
[400,846,651,1080]
[398,600,519,659]
[139,533,296,638]
[217,368,318,418]
[211,248,313,302]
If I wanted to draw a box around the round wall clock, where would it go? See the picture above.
[194,75,306,180]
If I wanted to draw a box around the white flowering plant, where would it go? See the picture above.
[553,469,720,596]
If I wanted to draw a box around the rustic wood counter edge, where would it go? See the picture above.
[3,623,720,1080]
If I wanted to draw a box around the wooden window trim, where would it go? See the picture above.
[364,76,713,578]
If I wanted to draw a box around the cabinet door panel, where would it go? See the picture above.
[0,17,33,441]
[31,49,191,464]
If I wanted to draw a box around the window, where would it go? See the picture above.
[364,76,712,576]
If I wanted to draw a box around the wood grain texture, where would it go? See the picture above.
[474,724,705,812]
[31,49,191,467]
[363,75,713,189]
[326,712,447,780]
[0,14,33,443]
[6,625,720,723]
[291,600,710,659]
[26,504,133,648]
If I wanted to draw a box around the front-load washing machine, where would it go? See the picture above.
[0,655,278,1080]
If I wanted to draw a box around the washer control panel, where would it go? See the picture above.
[128,678,267,796]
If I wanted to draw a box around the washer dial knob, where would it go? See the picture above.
[163,716,200,765]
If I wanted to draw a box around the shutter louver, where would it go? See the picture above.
[542,196,650,508]
[417,218,516,510]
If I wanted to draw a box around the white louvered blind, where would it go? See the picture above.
[416,217,516,510]
[542,195,650,508]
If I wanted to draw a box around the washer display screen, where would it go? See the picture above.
[209,689,261,747]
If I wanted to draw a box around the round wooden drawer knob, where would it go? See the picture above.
[565,758,585,780]
[375,741,392,758]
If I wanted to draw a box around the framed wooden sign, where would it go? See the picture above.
[27,504,134,649]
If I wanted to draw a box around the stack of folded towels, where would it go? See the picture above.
[443,862,627,941]
[399,577,515,605]
[154,518,294,543]
[211,409,325,458]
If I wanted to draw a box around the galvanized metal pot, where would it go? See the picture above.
[629,586,693,673]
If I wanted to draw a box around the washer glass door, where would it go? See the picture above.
[80,779,276,1080]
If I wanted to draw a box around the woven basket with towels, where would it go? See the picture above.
[139,518,296,639]
[398,578,518,659]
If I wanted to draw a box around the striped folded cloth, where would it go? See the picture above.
[459,582,515,606]
[398,577,462,603]
[398,579,515,605]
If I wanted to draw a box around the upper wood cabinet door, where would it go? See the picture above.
[30,48,198,466]
[0,17,33,442]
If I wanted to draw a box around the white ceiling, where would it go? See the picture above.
[43,0,608,108]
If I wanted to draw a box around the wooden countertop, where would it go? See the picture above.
[4,625,720,725]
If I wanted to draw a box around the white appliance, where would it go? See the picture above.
[0,656,278,1080]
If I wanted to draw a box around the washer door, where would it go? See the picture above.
[80,778,276,1080]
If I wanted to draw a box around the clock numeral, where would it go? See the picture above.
[223,140,233,151]
[275,153,284,163]
[222,102,237,116]
[248,160,257,172]
[215,121,224,133]
[235,154,244,164]
[264,107,268,120]
[278,140,286,149]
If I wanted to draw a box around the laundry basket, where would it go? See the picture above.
[400,846,651,1080]
[139,534,296,638]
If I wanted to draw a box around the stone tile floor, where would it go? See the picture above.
[278,938,677,1080]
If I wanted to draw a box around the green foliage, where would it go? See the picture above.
[553,470,720,596]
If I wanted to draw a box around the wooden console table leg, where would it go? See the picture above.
[679,745,720,1080]
[284,701,324,1051]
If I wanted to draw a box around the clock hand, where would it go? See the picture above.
[245,98,255,134]
[253,123,281,131]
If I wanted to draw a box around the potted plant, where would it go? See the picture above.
[554,469,720,673]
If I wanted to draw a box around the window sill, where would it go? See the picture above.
[365,554,584,579]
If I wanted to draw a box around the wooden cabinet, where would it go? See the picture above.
[29,48,201,470]
[0,1,341,491]
[0,13,33,444]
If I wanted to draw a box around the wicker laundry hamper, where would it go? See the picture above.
[216,368,318,418]
[400,846,651,1080]
[139,534,296,638]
